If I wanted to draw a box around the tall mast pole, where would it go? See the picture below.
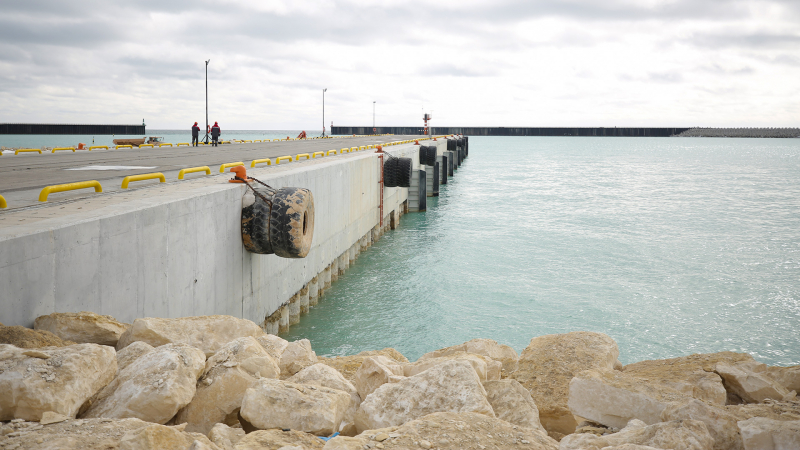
[204,60,210,143]
[323,88,327,137]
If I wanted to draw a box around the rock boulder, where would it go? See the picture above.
[208,423,245,450]
[737,417,800,450]
[118,423,221,450]
[662,398,745,450]
[0,343,116,421]
[176,337,281,434]
[765,365,800,393]
[483,379,547,434]
[0,417,151,450]
[233,429,324,449]
[289,363,362,435]
[319,348,408,385]
[279,339,318,378]
[418,338,519,373]
[34,312,129,346]
[83,343,205,424]
[510,331,620,435]
[715,362,795,403]
[254,334,289,361]
[559,418,714,450]
[354,360,494,432]
[353,355,405,400]
[239,378,351,436]
[0,325,76,348]
[116,341,154,374]
[116,316,263,358]
[404,352,501,381]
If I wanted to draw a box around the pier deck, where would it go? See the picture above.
[0,135,424,210]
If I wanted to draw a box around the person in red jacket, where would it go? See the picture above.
[211,122,221,147]
[191,122,200,146]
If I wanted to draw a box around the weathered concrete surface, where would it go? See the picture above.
[0,142,420,329]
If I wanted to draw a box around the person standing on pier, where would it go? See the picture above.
[211,121,221,146]
[191,122,200,146]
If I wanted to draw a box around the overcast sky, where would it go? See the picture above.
[1,0,798,129]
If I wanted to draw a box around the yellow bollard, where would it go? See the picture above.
[311,151,325,158]
[15,148,42,155]
[88,145,109,151]
[176,143,190,147]
[39,180,102,201]
[251,158,272,168]
[275,156,292,164]
[139,144,154,148]
[121,173,166,189]
[295,153,311,161]
[0,194,6,208]
[178,166,211,179]
[326,150,337,156]
[116,145,133,149]
[52,147,75,153]
[159,143,173,147]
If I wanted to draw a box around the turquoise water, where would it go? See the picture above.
[286,137,800,366]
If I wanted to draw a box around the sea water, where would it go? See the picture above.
[286,136,800,366]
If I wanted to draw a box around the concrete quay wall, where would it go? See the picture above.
[0,144,424,329]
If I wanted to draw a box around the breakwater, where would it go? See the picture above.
[334,126,690,137]
[676,127,800,138]
[0,136,468,335]
[0,123,145,135]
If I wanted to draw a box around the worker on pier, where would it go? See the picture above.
[211,122,221,146]
[191,122,200,146]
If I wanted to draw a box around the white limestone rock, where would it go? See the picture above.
[176,337,281,434]
[34,311,130,347]
[208,423,245,450]
[559,418,714,450]
[289,363,362,436]
[484,379,548,435]
[419,338,519,373]
[240,378,351,436]
[716,362,796,403]
[0,343,117,421]
[233,429,325,450]
[737,417,800,450]
[116,341,154,374]
[279,338,318,378]
[255,333,289,361]
[116,315,263,358]
[0,417,152,450]
[354,360,494,432]
[83,343,205,424]
[118,422,221,450]
[511,331,620,436]
[568,369,694,429]
[353,355,406,400]
[661,398,745,450]
[405,351,501,381]
[765,366,800,393]
[324,411,558,450]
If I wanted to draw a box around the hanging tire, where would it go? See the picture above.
[241,188,275,255]
[384,157,399,187]
[270,187,315,258]
[397,157,413,187]
[426,147,437,166]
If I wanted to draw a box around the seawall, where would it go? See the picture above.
[333,126,690,137]
[0,123,146,135]
[0,138,462,334]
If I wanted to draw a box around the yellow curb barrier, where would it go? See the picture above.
[140,144,154,148]
[52,147,75,153]
[39,180,102,202]
[0,194,6,208]
[176,143,190,147]
[16,148,42,155]
[296,153,311,161]
[220,162,244,173]
[351,147,358,152]
[311,151,325,158]
[253,140,262,143]
[121,173,165,189]
[244,140,253,143]
[116,145,133,149]
[178,166,211,179]
[159,143,173,147]
[89,146,109,151]
[276,156,292,164]
[251,158,272,168]
[326,150,337,156]
[341,148,350,153]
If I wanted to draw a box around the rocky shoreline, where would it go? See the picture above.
[1,313,798,450]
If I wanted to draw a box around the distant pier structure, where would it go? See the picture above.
[334,126,690,137]
[333,126,800,138]
[0,123,146,135]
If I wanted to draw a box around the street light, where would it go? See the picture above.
[204,59,210,144]
[322,88,327,137]
[373,101,376,132]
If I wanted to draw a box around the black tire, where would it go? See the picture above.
[241,188,275,255]
[270,187,315,258]
[384,157,399,187]
[397,157,413,187]
[447,139,456,151]
[426,146,437,166]
[418,146,428,165]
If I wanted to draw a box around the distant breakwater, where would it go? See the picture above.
[333,126,800,138]
[0,123,146,135]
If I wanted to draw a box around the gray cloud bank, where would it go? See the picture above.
[0,0,798,128]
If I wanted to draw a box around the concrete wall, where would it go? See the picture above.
[0,145,418,327]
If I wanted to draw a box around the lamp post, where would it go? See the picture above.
[322,88,327,137]
[203,59,210,144]
[373,101,376,131]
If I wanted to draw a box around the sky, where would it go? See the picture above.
[1,0,799,129]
